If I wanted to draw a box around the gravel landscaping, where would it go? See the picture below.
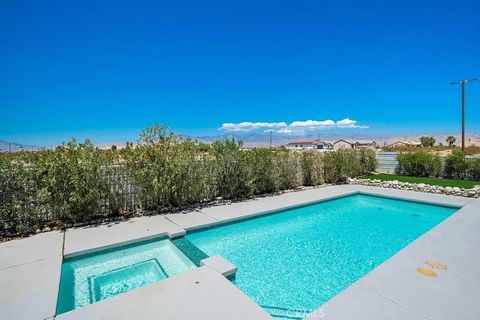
[349,177,480,198]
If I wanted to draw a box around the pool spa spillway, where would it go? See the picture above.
[186,194,458,318]
[56,237,196,314]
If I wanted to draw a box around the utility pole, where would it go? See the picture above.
[269,131,272,148]
[451,78,477,150]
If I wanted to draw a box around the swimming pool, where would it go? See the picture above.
[187,194,457,318]
[56,238,196,314]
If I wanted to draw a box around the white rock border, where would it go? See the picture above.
[348,177,480,198]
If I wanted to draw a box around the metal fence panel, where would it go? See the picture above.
[376,152,399,173]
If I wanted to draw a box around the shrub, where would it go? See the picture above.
[124,124,215,208]
[0,158,38,235]
[301,151,324,186]
[211,139,251,199]
[468,158,480,181]
[99,148,129,215]
[323,151,344,183]
[0,123,379,236]
[275,150,302,190]
[245,149,280,195]
[323,149,376,182]
[397,151,441,177]
[444,151,468,179]
[27,140,108,222]
[359,149,378,174]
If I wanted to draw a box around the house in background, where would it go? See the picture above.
[332,139,377,150]
[332,139,354,149]
[385,140,422,148]
[285,139,333,151]
[353,140,377,149]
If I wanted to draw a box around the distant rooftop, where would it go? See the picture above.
[285,139,321,145]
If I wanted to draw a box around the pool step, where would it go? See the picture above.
[88,259,168,303]
[200,255,237,279]
[172,237,209,266]
[261,305,309,319]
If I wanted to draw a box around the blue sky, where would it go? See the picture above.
[1,0,479,145]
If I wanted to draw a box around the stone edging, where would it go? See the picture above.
[348,177,480,198]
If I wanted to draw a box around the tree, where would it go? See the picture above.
[419,136,435,148]
[446,136,456,147]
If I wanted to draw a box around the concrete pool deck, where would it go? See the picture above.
[0,185,479,319]
[54,266,271,320]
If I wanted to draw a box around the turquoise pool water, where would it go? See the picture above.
[187,194,457,319]
[56,238,196,314]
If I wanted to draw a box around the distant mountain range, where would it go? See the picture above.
[2,132,479,151]
[0,140,45,152]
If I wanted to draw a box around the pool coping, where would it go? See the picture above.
[165,185,470,233]
[1,184,478,319]
[63,214,186,258]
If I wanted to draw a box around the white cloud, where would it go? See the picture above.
[219,118,369,134]
[220,122,287,132]
[273,120,336,135]
[289,120,336,130]
[336,118,370,129]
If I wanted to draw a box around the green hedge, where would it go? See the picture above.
[397,151,442,177]
[0,124,377,236]
[469,158,480,181]
[444,151,480,181]
[397,150,480,180]
[397,150,480,181]
[443,151,469,179]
